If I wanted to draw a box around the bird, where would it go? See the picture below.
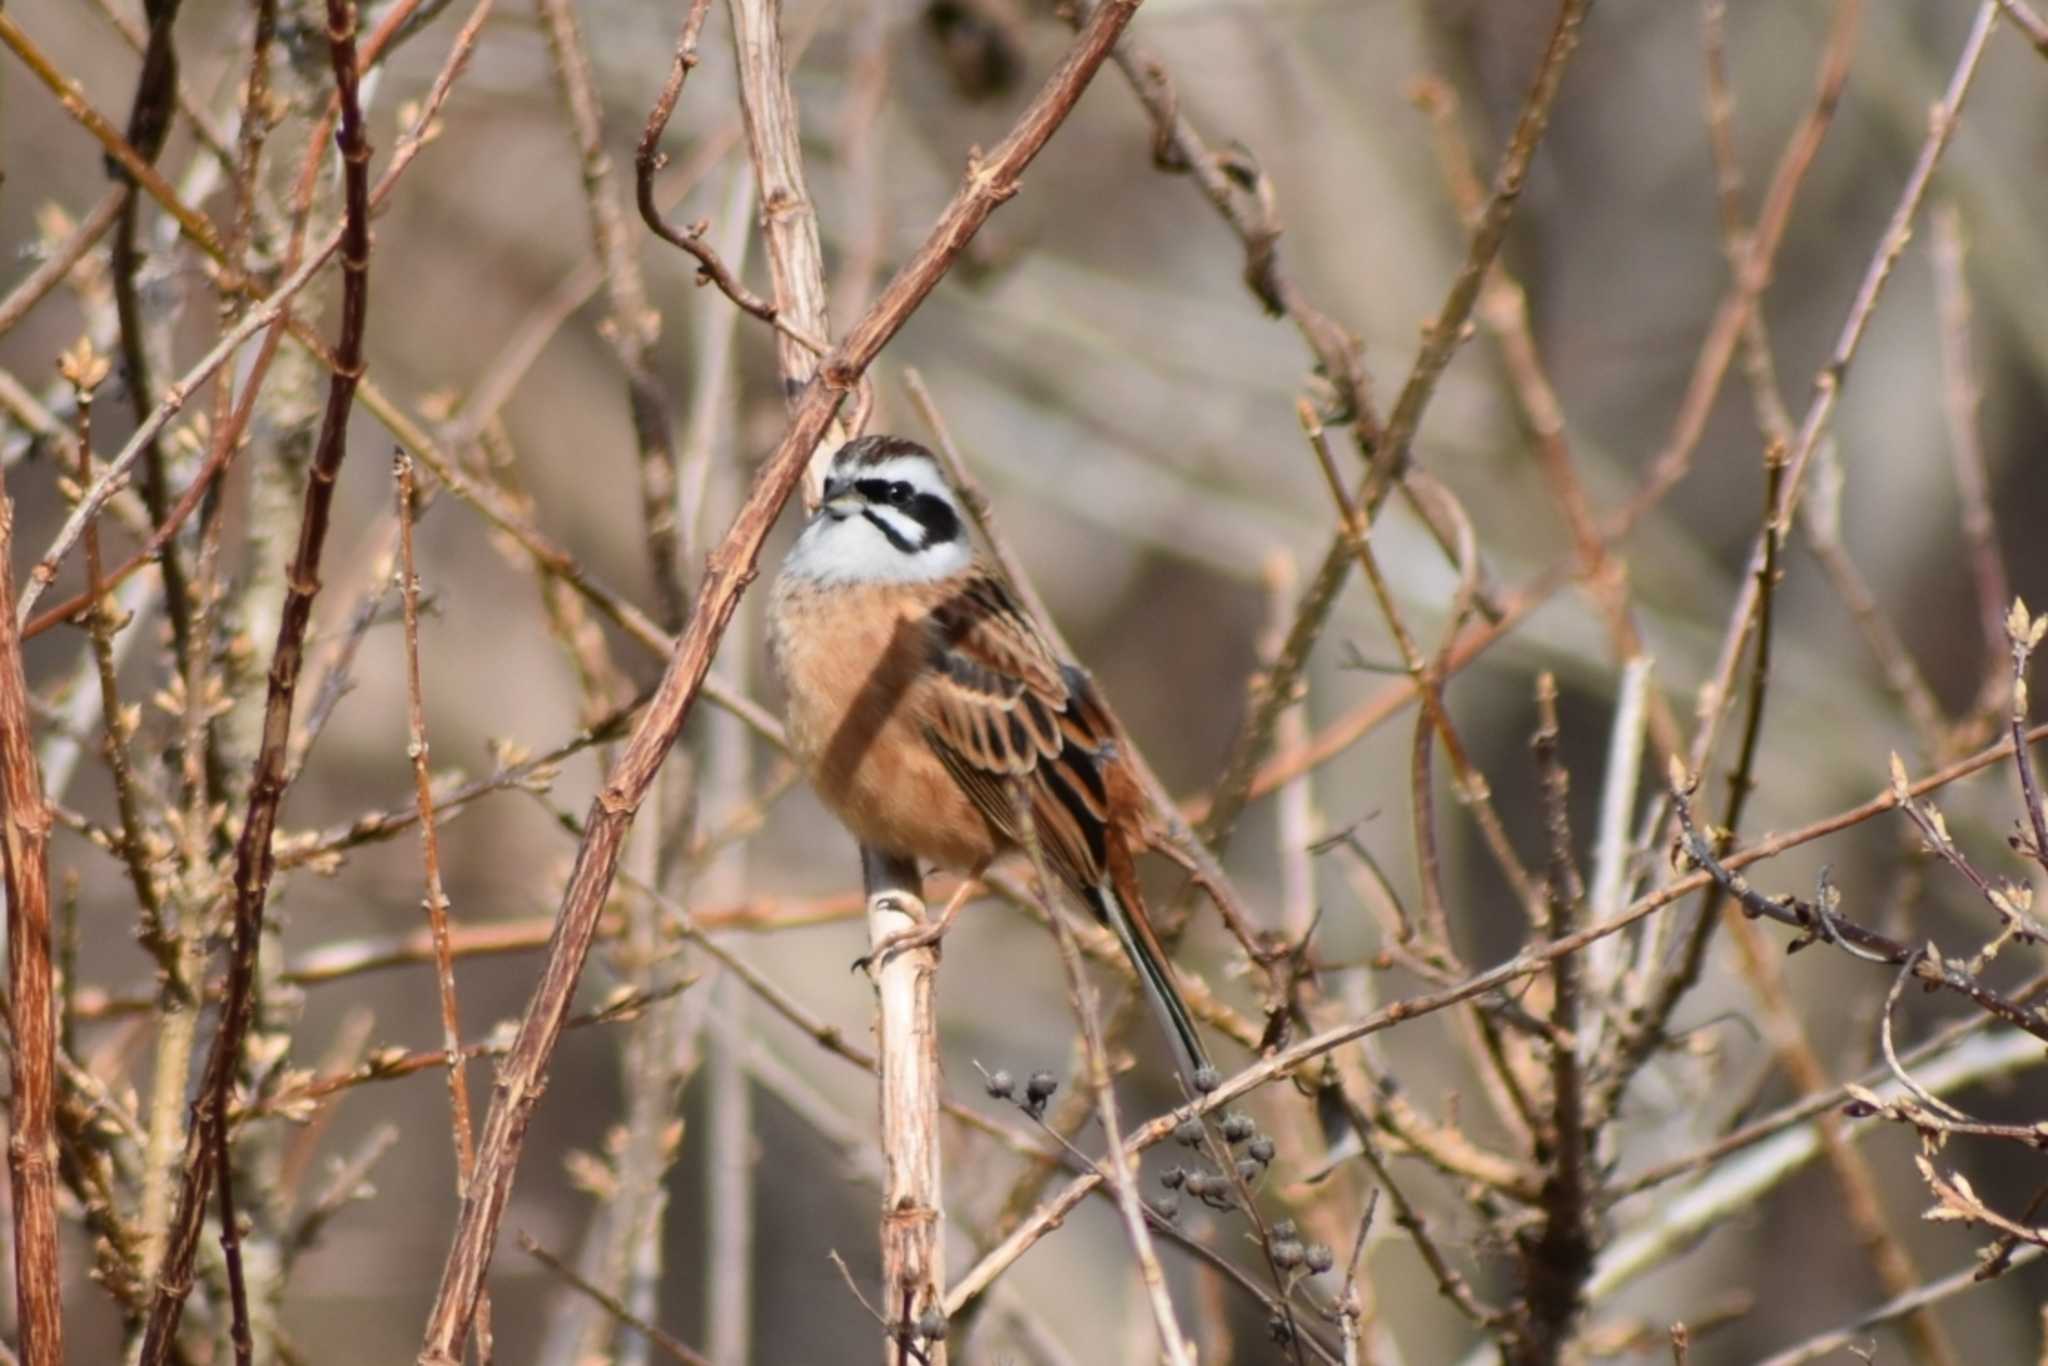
[768,433,1212,1083]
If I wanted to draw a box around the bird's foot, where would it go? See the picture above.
[852,918,950,975]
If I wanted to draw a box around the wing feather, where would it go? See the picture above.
[917,572,1122,891]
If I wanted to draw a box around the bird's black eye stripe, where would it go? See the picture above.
[855,478,915,506]
[853,475,961,549]
[908,491,960,545]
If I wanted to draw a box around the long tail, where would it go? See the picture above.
[1088,880,1211,1084]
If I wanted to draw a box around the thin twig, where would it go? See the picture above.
[1756,1244,2044,1366]
[1990,0,2048,55]
[395,454,484,1334]
[519,1233,716,1366]
[634,0,830,357]
[0,189,125,341]
[1669,766,2048,1045]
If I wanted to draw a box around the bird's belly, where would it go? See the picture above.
[827,730,999,871]
[771,580,1000,872]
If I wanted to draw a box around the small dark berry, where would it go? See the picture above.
[1174,1118,1205,1148]
[1267,1315,1294,1345]
[1152,1194,1180,1222]
[1193,1065,1222,1094]
[917,1308,948,1342]
[1182,1173,1215,1200]
[985,1069,1015,1100]
[1305,1243,1335,1275]
[1160,1166,1187,1190]
[1270,1218,1298,1242]
[1026,1070,1059,1103]
[1247,1136,1277,1165]
[1236,1157,1262,1184]
[1272,1238,1305,1269]
[1221,1112,1255,1143]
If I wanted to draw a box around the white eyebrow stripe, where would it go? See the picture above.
[838,454,950,497]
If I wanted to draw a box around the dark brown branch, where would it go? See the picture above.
[136,0,374,1354]
[1514,676,1593,1366]
[1629,447,1789,1072]
[1669,771,2048,1046]
[108,0,198,687]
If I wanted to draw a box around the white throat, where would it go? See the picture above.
[780,505,971,585]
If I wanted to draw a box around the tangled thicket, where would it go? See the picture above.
[1,1,2046,1362]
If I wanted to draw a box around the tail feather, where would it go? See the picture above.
[1089,881,1211,1084]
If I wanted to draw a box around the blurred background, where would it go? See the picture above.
[4,0,2047,1360]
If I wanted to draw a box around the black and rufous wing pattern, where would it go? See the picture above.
[917,573,1119,892]
[916,571,1212,1079]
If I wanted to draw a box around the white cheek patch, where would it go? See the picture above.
[782,511,971,585]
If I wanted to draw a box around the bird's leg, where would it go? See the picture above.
[859,865,988,972]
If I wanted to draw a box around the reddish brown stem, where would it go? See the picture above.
[0,475,64,1365]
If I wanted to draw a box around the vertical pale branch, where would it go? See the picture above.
[418,4,1150,1356]
[136,0,374,1352]
[1930,204,2009,713]
[0,473,64,1366]
[861,848,947,1363]
[725,0,853,501]
[691,188,761,1365]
